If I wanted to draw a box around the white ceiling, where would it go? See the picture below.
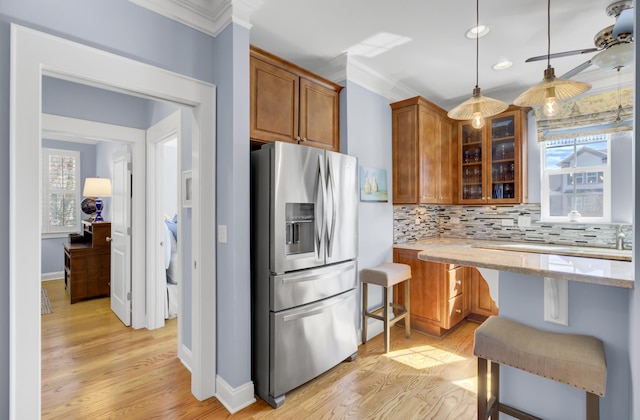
[248,0,635,110]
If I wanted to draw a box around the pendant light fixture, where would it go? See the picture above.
[513,0,591,117]
[448,0,508,129]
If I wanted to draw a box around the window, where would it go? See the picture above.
[541,135,611,222]
[42,148,81,235]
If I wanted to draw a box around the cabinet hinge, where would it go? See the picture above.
[127,227,132,236]
[126,291,131,301]
[127,162,132,171]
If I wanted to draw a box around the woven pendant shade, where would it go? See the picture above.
[513,67,591,107]
[448,87,509,120]
[447,0,508,123]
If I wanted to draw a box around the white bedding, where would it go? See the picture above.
[164,221,179,319]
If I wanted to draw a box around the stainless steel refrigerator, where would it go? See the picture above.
[251,141,359,408]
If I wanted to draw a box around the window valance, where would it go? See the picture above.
[535,87,633,142]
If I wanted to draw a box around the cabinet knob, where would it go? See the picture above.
[456,280,462,285]
[455,309,462,314]
[105,237,112,242]
[295,136,301,141]
[300,137,307,142]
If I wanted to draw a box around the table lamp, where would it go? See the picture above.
[83,177,112,222]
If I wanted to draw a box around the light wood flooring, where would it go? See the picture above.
[42,279,479,419]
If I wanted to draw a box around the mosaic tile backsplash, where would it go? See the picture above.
[394,203,633,250]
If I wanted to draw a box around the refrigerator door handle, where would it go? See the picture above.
[326,159,337,258]
[280,263,353,284]
[314,154,325,259]
[282,291,353,322]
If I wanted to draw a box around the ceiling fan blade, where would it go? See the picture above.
[613,8,634,39]
[525,48,600,63]
[559,60,593,79]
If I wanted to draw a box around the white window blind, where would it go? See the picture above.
[42,148,81,234]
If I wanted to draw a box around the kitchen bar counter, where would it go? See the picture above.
[394,238,633,289]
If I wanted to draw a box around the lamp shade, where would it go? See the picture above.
[447,87,509,121]
[513,67,591,107]
[83,177,112,197]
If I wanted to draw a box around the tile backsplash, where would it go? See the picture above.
[394,203,633,250]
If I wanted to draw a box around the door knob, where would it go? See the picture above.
[105,237,112,242]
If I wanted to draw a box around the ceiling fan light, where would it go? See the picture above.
[513,66,591,107]
[591,42,634,71]
[448,87,509,121]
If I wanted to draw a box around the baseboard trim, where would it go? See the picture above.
[179,344,192,372]
[41,272,64,282]
[215,375,256,414]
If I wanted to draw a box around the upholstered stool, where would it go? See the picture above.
[361,263,411,353]
[474,316,607,420]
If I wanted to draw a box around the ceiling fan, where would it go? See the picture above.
[525,0,634,78]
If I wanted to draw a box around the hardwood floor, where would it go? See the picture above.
[42,279,479,419]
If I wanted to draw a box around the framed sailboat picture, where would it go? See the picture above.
[360,167,388,202]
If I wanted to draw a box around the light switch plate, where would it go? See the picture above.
[218,224,227,243]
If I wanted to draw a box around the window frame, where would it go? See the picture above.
[540,136,611,223]
[41,148,82,236]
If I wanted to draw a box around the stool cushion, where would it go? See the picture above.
[474,316,607,396]
[361,263,411,287]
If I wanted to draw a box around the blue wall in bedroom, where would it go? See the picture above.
[0,0,226,415]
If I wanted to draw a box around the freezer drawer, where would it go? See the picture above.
[270,288,358,398]
[270,260,356,312]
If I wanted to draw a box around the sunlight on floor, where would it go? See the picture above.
[385,344,467,370]
[452,376,477,393]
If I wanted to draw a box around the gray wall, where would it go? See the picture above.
[341,81,394,320]
[40,139,97,275]
[629,21,640,419]
[212,22,252,389]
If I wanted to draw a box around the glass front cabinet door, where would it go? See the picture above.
[457,107,528,204]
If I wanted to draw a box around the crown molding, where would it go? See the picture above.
[316,53,420,102]
[128,0,263,37]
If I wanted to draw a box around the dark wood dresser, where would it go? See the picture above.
[63,221,111,304]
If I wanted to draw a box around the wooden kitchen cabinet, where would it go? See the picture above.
[391,96,454,205]
[250,46,342,151]
[393,248,468,337]
[468,267,499,320]
[392,248,497,336]
[457,106,528,204]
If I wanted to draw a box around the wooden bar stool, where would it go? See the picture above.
[474,316,607,420]
[361,263,411,353]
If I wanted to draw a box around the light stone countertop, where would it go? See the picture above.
[394,238,634,289]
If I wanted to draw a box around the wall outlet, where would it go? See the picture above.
[501,219,514,226]
[415,218,421,225]
[218,224,228,243]
[518,216,531,227]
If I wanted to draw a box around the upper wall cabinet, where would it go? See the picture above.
[250,46,343,151]
[391,96,455,205]
[456,106,528,205]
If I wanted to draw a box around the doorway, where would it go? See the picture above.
[11,24,217,418]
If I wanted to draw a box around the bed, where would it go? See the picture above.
[164,216,179,319]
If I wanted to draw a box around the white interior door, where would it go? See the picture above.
[111,146,132,326]
[146,110,182,331]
